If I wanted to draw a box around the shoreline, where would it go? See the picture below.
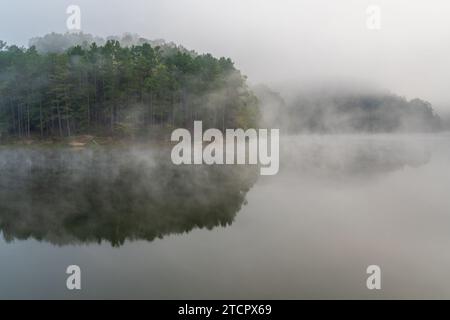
[0,135,174,148]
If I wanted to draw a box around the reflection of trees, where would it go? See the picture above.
[0,148,259,247]
[281,137,431,178]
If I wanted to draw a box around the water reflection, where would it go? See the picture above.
[0,148,259,247]
[280,135,431,178]
[0,136,448,299]
[0,136,433,247]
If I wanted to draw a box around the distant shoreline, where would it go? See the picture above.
[2,131,450,148]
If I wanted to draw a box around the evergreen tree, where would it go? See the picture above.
[0,37,260,139]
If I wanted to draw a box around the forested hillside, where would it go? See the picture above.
[262,88,443,133]
[0,34,259,139]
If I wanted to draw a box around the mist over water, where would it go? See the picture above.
[1,134,450,299]
[2,0,450,300]
[0,147,258,246]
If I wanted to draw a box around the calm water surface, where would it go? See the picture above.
[1,134,450,299]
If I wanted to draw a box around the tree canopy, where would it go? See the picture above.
[0,35,260,139]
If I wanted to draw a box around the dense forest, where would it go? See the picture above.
[0,33,260,140]
[0,33,445,140]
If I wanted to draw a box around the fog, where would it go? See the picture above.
[2,0,450,111]
[0,147,258,246]
[2,135,450,298]
[2,0,450,299]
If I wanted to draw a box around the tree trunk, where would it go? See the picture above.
[56,101,63,137]
[39,100,44,137]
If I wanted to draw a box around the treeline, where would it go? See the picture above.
[255,86,443,133]
[28,32,171,54]
[0,35,259,139]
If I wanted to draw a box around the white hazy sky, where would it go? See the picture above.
[1,0,450,110]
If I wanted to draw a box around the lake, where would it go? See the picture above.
[1,134,450,299]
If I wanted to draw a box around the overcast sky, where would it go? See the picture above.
[1,0,450,111]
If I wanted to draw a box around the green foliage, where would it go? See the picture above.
[0,38,260,138]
